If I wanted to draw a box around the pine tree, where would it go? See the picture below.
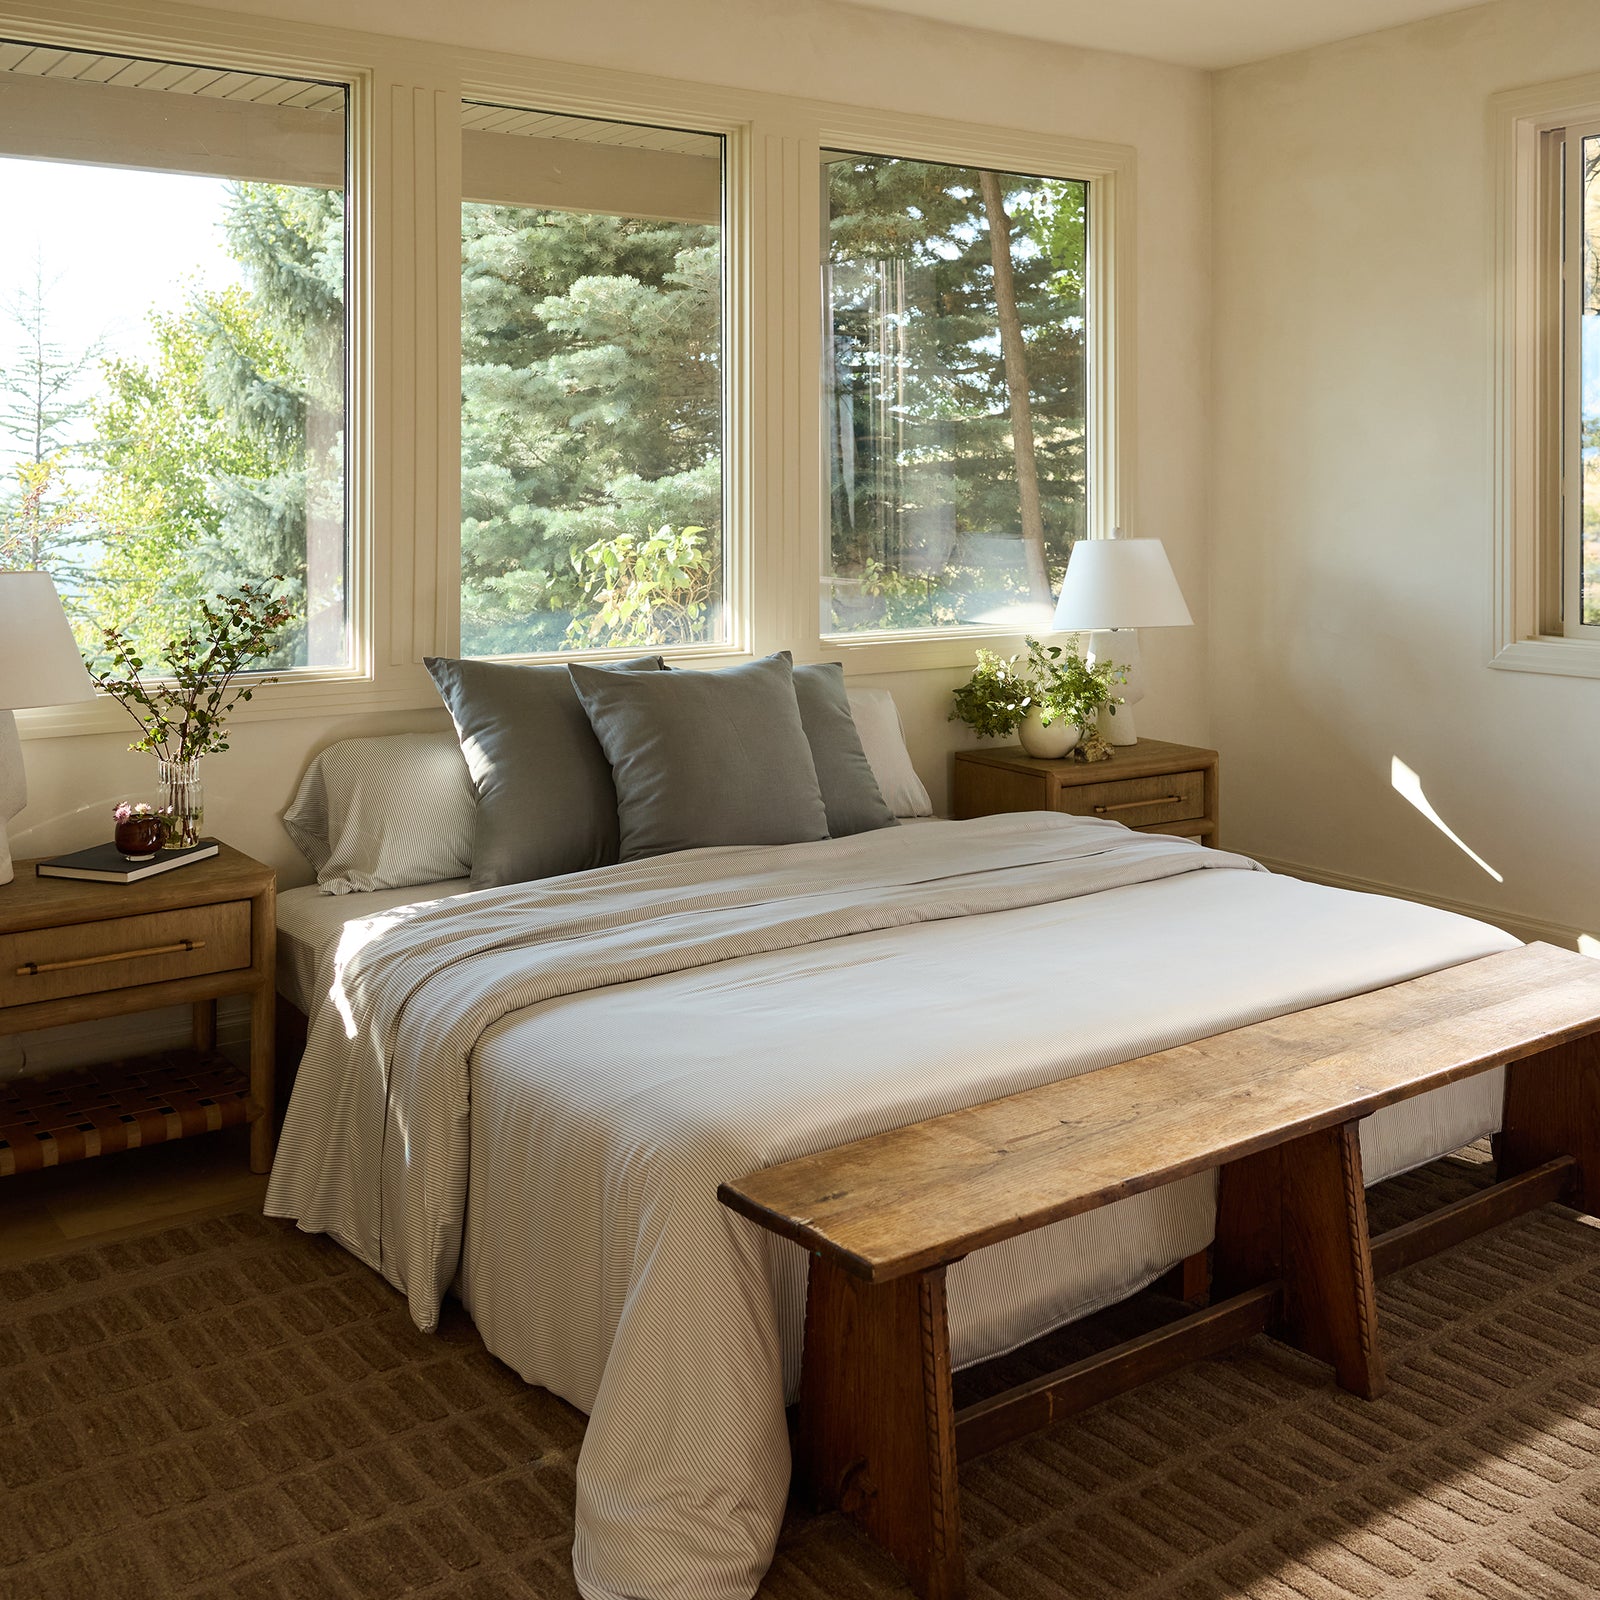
[0,262,105,608]
[460,205,721,653]
[204,182,345,664]
[824,157,1088,628]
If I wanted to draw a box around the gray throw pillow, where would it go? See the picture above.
[568,653,829,861]
[425,654,663,888]
[791,662,897,837]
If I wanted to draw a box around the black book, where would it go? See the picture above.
[35,840,220,884]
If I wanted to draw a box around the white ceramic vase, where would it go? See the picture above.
[1017,707,1079,760]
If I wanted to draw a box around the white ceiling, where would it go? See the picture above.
[836,0,1486,70]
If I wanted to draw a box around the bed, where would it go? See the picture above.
[266,808,1516,1600]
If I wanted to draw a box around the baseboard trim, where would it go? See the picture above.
[1251,853,1590,951]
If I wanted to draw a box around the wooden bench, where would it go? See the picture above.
[718,942,1600,1600]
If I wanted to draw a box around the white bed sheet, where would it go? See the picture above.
[276,878,471,1015]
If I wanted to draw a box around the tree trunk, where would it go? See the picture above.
[979,169,1052,606]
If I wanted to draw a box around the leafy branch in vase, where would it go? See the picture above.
[85,579,296,761]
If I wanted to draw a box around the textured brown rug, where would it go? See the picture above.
[6,1152,1600,1599]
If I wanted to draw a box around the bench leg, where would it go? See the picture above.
[1500,1035,1600,1214]
[795,1255,964,1600]
[1157,1248,1211,1306]
[1216,1120,1386,1401]
[1178,1248,1211,1307]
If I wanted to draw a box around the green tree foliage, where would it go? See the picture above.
[87,288,281,653]
[460,204,721,654]
[0,265,105,612]
[5,151,1085,662]
[824,157,1088,630]
[563,523,716,649]
[87,182,344,670]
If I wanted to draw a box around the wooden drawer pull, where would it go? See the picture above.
[16,939,205,977]
[1094,795,1183,814]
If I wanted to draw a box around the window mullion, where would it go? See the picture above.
[367,68,462,673]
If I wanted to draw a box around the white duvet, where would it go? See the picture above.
[266,814,1517,1600]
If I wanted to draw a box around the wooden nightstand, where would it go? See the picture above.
[953,737,1220,846]
[0,843,277,1177]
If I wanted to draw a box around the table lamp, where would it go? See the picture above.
[1051,534,1192,746]
[0,572,98,885]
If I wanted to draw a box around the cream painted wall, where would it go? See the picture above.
[1212,0,1600,941]
[8,0,1213,886]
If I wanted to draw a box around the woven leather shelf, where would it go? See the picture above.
[0,1051,250,1177]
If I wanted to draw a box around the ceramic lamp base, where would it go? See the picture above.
[1098,703,1137,745]
[1086,628,1143,747]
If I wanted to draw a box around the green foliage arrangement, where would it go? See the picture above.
[87,579,295,761]
[950,636,1123,760]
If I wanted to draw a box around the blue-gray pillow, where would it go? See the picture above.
[568,653,829,861]
[791,662,896,837]
[425,654,663,888]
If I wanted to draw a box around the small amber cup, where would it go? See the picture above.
[114,815,165,860]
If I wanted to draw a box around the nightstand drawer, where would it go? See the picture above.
[1055,769,1206,828]
[0,901,252,1008]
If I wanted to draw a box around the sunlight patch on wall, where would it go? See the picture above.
[1390,757,1503,883]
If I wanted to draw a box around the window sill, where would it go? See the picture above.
[823,628,1078,677]
[1489,635,1600,680]
[16,669,446,741]
[472,643,751,669]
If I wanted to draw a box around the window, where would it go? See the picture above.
[822,150,1089,637]
[1559,123,1600,635]
[1491,79,1600,675]
[0,43,350,671]
[458,103,724,657]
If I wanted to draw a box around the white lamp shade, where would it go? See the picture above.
[1051,538,1193,631]
[0,572,98,710]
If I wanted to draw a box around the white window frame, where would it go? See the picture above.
[1559,119,1600,642]
[810,110,1135,674]
[2,0,1136,738]
[450,82,748,668]
[1,1,390,737]
[1490,74,1600,677]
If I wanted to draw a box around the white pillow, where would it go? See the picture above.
[846,689,933,817]
[283,732,476,895]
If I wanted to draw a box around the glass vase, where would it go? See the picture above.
[157,757,205,849]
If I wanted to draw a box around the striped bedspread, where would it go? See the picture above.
[266,813,1515,1600]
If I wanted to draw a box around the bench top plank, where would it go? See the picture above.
[718,943,1600,1283]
